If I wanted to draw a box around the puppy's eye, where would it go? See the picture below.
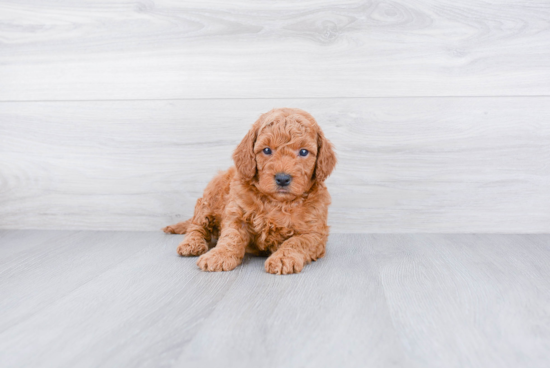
[263,147,272,155]
[299,149,309,157]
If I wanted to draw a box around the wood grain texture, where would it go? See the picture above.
[0,230,152,331]
[1,231,549,367]
[1,98,549,232]
[1,0,550,100]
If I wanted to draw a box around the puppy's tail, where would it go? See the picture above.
[162,219,192,234]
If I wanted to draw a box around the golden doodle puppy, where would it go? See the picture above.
[163,108,336,274]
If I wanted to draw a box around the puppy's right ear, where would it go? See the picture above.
[233,122,259,180]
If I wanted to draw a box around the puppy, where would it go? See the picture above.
[163,108,336,274]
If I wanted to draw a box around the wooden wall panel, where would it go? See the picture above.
[1,98,548,232]
[1,0,550,100]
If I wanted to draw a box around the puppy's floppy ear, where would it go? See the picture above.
[233,121,260,180]
[314,129,337,182]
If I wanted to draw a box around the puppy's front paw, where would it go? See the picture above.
[265,250,305,275]
[177,234,208,256]
[197,249,241,272]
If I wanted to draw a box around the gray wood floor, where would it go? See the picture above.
[1,231,549,368]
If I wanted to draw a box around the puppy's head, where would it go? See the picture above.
[233,108,336,200]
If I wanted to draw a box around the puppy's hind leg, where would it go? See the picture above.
[176,198,214,257]
[163,219,192,234]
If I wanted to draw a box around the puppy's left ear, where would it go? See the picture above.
[233,122,260,180]
[314,130,337,182]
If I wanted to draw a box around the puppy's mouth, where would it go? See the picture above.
[276,187,291,193]
[270,186,299,200]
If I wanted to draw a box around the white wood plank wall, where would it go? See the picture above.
[1,1,549,232]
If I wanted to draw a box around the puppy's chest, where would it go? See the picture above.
[244,205,301,251]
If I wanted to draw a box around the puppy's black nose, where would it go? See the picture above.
[275,173,292,187]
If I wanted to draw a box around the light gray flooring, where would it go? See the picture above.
[1,231,549,368]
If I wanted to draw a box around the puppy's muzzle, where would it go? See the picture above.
[275,173,292,187]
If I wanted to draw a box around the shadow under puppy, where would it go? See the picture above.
[164,108,336,274]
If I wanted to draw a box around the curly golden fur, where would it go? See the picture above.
[163,108,336,274]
